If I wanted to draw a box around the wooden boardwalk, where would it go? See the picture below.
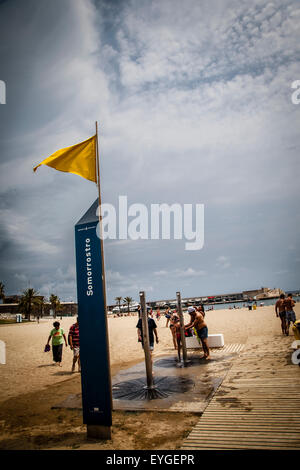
[182,335,300,450]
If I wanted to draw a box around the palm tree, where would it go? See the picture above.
[18,288,41,321]
[115,296,123,314]
[37,296,46,319]
[123,296,133,315]
[0,282,5,303]
[49,294,61,319]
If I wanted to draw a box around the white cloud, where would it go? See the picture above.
[216,256,231,269]
[0,208,59,255]
[14,273,27,282]
[1,0,300,302]
[154,270,168,276]
[154,267,206,278]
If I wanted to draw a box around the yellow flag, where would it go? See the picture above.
[33,135,97,183]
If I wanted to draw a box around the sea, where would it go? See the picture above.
[203,295,300,311]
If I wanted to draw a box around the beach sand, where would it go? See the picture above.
[0,304,298,450]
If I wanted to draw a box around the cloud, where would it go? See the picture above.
[154,268,206,277]
[216,256,231,269]
[14,273,27,282]
[0,0,300,302]
[0,208,60,256]
[154,270,168,276]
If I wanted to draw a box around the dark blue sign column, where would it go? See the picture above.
[75,199,112,439]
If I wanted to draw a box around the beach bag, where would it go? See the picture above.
[185,328,193,337]
[44,344,50,352]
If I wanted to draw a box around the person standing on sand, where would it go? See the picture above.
[165,307,171,327]
[137,305,141,319]
[284,294,296,335]
[275,294,287,335]
[169,311,179,350]
[174,318,183,362]
[68,317,80,373]
[136,311,159,367]
[185,306,211,359]
[196,304,205,318]
[46,321,68,367]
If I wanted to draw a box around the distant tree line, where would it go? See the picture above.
[0,281,62,321]
[114,296,133,314]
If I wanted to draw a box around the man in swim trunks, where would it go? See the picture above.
[283,294,296,335]
[275,294,287,335]
[185,306,210,359]
[196,304,205,318]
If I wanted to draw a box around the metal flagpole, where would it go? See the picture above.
[95,122,108,298]
[95,121,109,327]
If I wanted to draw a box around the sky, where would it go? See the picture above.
[0,0,300,304]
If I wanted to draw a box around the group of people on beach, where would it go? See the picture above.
[44,295,299,374]
[171,305,210,361]
[45,317,80,372]
[136,304,210,364]
[45,304,210,371]
[275,293,298,336]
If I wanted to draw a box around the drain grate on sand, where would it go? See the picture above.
[211,344,245,355]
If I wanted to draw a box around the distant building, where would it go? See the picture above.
[3,295,22,304]
[0,296,77,317]
[242,287,284,300]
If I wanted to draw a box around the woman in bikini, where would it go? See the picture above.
[169,311,179,350]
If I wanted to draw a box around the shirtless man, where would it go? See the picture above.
[284,294,296,335]
[185,306,210,359]
[275,294,287,335]
[196,304,205,318]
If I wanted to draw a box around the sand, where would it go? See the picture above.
[0,303,298,450]
[0,304,297,402]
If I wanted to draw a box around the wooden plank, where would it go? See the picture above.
[182,444,300,450]
[185,436,300,444]
[187,432,300,439]
[205,412,300,414]
[182,335,300,450]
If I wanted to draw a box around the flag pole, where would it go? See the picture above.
[85,121,112,440]
[95,121,108,309]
